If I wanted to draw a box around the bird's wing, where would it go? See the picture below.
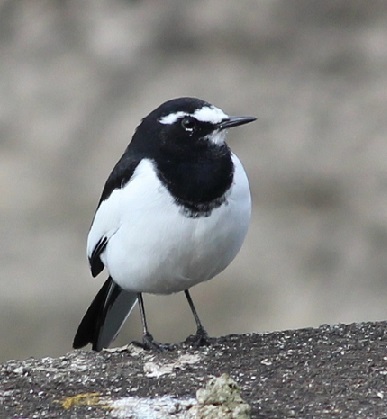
[87,153,141,277]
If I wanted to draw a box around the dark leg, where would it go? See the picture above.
[137,293,153,346]
[134,293,176,352]
[184,290,211,347]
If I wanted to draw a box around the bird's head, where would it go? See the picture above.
[131,97,256,155]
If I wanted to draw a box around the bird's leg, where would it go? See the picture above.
[137,293,154,346]
[184,290,211,347]
[133,293,176,352]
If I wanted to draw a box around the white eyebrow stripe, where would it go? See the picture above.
[159,111,188,125]
[193,106,229,124]
[159,106,229,126]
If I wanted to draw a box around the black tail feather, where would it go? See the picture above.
[73,277,113,350]
[73,277,138,351]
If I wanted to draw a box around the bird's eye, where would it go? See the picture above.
[181,117,195,131]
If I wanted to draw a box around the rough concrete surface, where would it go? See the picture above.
[2,321,387,418]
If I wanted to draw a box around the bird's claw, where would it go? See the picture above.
[185,327,211,348]
[133,333,176,352]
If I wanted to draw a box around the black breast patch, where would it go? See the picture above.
[156,146,234,218]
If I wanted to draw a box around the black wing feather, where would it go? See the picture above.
[88,151,141,277]
[97,152,141,208]
[89,236,108,277]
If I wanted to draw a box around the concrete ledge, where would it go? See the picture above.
[2,321,387,418]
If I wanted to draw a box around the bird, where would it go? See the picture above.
[73,97,255,352]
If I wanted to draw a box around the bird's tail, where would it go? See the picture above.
[73,277,138,351]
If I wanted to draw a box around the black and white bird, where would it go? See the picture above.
[73,97,255,352]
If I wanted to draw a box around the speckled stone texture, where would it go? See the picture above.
[2,322,387,418]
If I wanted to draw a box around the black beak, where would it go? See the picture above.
[218,116,256,130]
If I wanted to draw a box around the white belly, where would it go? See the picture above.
[93,156,250,294]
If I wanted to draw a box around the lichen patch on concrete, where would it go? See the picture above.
[109,395,196,418]
[59,392,104,410]
[144,353,202,378]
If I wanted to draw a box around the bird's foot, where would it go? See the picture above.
[185,326,211,348]
[133,333,176,352]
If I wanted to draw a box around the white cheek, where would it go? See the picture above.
[206,130,227,145]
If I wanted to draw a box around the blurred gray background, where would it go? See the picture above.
[1,0,387,362]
